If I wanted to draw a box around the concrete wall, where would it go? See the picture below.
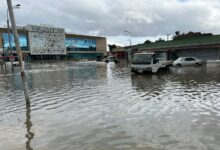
[96,37,107,55]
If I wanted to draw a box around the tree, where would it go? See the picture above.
[175,31,180,36]
[144,40,152,44]
[108,44,117,52]
[173,31,213,40]
[155,38,165,42]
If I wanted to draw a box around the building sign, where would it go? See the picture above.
[27,25,66,55]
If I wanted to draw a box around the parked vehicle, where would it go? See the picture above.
[105,56,119,63]
[131,52,170,73]
[96,56,103,61]
[5,60,25,66]
[12,57,25,66]
[173,57,202,67]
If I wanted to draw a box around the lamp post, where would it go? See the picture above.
[124,30,132,65]
[6,4,20,71]
[2,40,6,69]
[166,34,170,41]
[124,30,132,47]
[7,0,30,103]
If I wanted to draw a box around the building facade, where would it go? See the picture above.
[0,25,107,61]
[130,35,220,62]
[110,46,126,59]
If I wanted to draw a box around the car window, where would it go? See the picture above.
[132,54,152,64]
[185,57,195,61]
[176,58,183,61]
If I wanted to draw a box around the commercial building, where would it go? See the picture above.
[0,25,107,61]
[129,34,220,62]
[109,46,127,59]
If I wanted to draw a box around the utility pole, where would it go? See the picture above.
[167,34,170,41]
[2,41,6,69]
[6,4,20,72]
[6,0,30,104]
[7,8,14,71]
[124,30,132,66]
[7,9,11,71]
[7,10,12,54]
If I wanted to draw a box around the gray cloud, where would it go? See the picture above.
[1,0,220,44]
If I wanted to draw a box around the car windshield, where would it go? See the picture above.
[132,54,152,64]
[185,57,196,61]
[176,58,184,61]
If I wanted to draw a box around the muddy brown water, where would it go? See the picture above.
[0,62,220,150]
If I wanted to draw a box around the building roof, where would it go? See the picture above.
[0,26,106,39]
[111,46,125,52]
[133,35,220,50]
[65,33,106,39]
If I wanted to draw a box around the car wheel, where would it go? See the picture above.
[131,70,138,74]
[114,60,119,63]
[177,64,181,67]
[195,63,200,67]
[131,68,137,74]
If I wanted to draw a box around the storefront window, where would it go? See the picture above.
[65,38,96,51]
[3,33,28,51]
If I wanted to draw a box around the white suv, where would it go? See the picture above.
[173,57,202,67]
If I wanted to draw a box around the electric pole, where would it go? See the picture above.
[6,0,30,104]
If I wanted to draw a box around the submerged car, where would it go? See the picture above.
[173,57,202,67]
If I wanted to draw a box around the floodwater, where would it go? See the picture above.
[0,61,220,150]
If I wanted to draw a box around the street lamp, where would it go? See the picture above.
[5,4,20,69]
[124,30,132,46]
[124,30,132,64]
[7,0,30,102]
[166,34,170,41]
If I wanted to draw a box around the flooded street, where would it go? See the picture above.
[0,62,220,150]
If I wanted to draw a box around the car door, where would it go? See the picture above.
[184,57,196,66]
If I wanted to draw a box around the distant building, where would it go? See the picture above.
[130,34,220,61]
[110,46,126,59]
[0,25,107,60]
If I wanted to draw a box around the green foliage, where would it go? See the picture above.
[155,38,165,42]
[144,40,152,44]
[108,44,117,52]
[175,31,180,36]
[173,31,213,40]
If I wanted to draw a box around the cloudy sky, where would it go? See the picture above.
[1,0,220,46]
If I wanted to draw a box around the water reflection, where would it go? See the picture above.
[170,66,220,84]
[0,62,220,150]
[131,74,164,91]
[25,103,34,150]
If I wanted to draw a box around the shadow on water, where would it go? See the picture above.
[25,102,34,150]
